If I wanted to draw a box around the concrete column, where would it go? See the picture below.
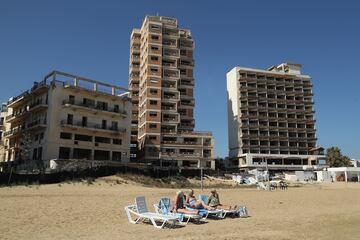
[74,78,78,87]
[111,87,115,95]
[93,83,98,91]
[344,171,348,182]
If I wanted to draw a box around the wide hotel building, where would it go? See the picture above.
[129,16,215,169]
[227,63,326,170]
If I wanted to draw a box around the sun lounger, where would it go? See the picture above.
[198,195,238,218]
[183,195,223,219]
[257,181,269,190]
[154,197,202,224]
[124,196,179,229]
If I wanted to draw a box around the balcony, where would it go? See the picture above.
[62,100,127,117]
[3,127,24,138]
[26,118,47,131]
[60,120,126,135]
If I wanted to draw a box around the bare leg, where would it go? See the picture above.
[194,200,215,210]
[216,204,233,211]
[176,208,199,215]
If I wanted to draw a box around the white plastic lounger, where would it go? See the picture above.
[154,197,202,224]
[124,196,179,229]
[198,195,237,218]
[199,195,249,218]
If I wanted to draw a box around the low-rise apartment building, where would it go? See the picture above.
[227,63,326,171]
[0,71,131,171]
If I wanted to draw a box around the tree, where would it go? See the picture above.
[326,147,352,167]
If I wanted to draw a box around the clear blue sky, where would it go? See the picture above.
[1,0,359,159]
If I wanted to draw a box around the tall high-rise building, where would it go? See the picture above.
[227,63,326,170]
[129,16,214,169]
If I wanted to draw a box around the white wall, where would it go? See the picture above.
[226,67,241,158]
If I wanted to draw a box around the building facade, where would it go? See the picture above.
[129,15,214,169]
[0,71,131,171]
[227,63,326,170]
[0,103,7,164]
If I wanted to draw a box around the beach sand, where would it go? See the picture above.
[0,180,359,240]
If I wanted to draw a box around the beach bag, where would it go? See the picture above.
[237,206,248,218]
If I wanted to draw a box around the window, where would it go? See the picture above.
[82,116,87,127]
[150,100,157,105]
[73,148,91,160]
[112,151,122,161]
[149,136,157,140]
[67,114,73,124]
[95,136,110,144]
[113,139,122,145]
[102,120,107,129]
[60,132,72,140]
[96,101,108,111]
[150,68,158,72]
[151,46,159,50]
[74,134,92,142]
[114,104,119,112]
[149,111,157,117]
[83,98,95,107]
[151,56,158,61]
[39,132,44,140]
[59,147,71,159]
[94,150,110,160]
[151,35,159,40]
[180,49,186,56]
[150,89,158,94]
[32,148,38,160]
[149,124,157,129]
[68,95,75,104]
[111,121,118,130]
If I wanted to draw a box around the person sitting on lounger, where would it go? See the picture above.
[207,190,237,211]
[186,189,215,210]
[172,191,199,215]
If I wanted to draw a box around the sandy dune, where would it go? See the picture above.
[0,181,360,240]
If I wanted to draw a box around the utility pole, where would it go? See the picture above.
[200,167,203,191]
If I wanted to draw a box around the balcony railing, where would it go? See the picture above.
[61,120,126,134]
[63,100,127,116]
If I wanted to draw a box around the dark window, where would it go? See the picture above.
[113,139,122,145]
[73,148,91,160]
[74,134,92,142]
[59,147,71,159]
[38,147,43,160]
[149,136,157,140]
[60,132,72,139]
[102,120,107,129]
[114,104,119,112]
[149,124,157,129]
[83,98,95,107]
[95,136,110,144]
[69,95,75,104]
[112,151,122,161]
[151,35,159,40]
[111,121,118,130]
[149,112,157,117]
[151,56,158,61]
[180,49,186,56]
[32,148,38,160]
[150,89,158,94]
[96,101,108,111]
[150,100,157,105]
[151,46,159,50]
[94,150,110,160]
[67,114,73,124]
[39,132,44,140]
[82,116,87,127]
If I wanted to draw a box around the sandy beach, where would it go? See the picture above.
[0,180,360,240]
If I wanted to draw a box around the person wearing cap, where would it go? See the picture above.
[208,190,237,211]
